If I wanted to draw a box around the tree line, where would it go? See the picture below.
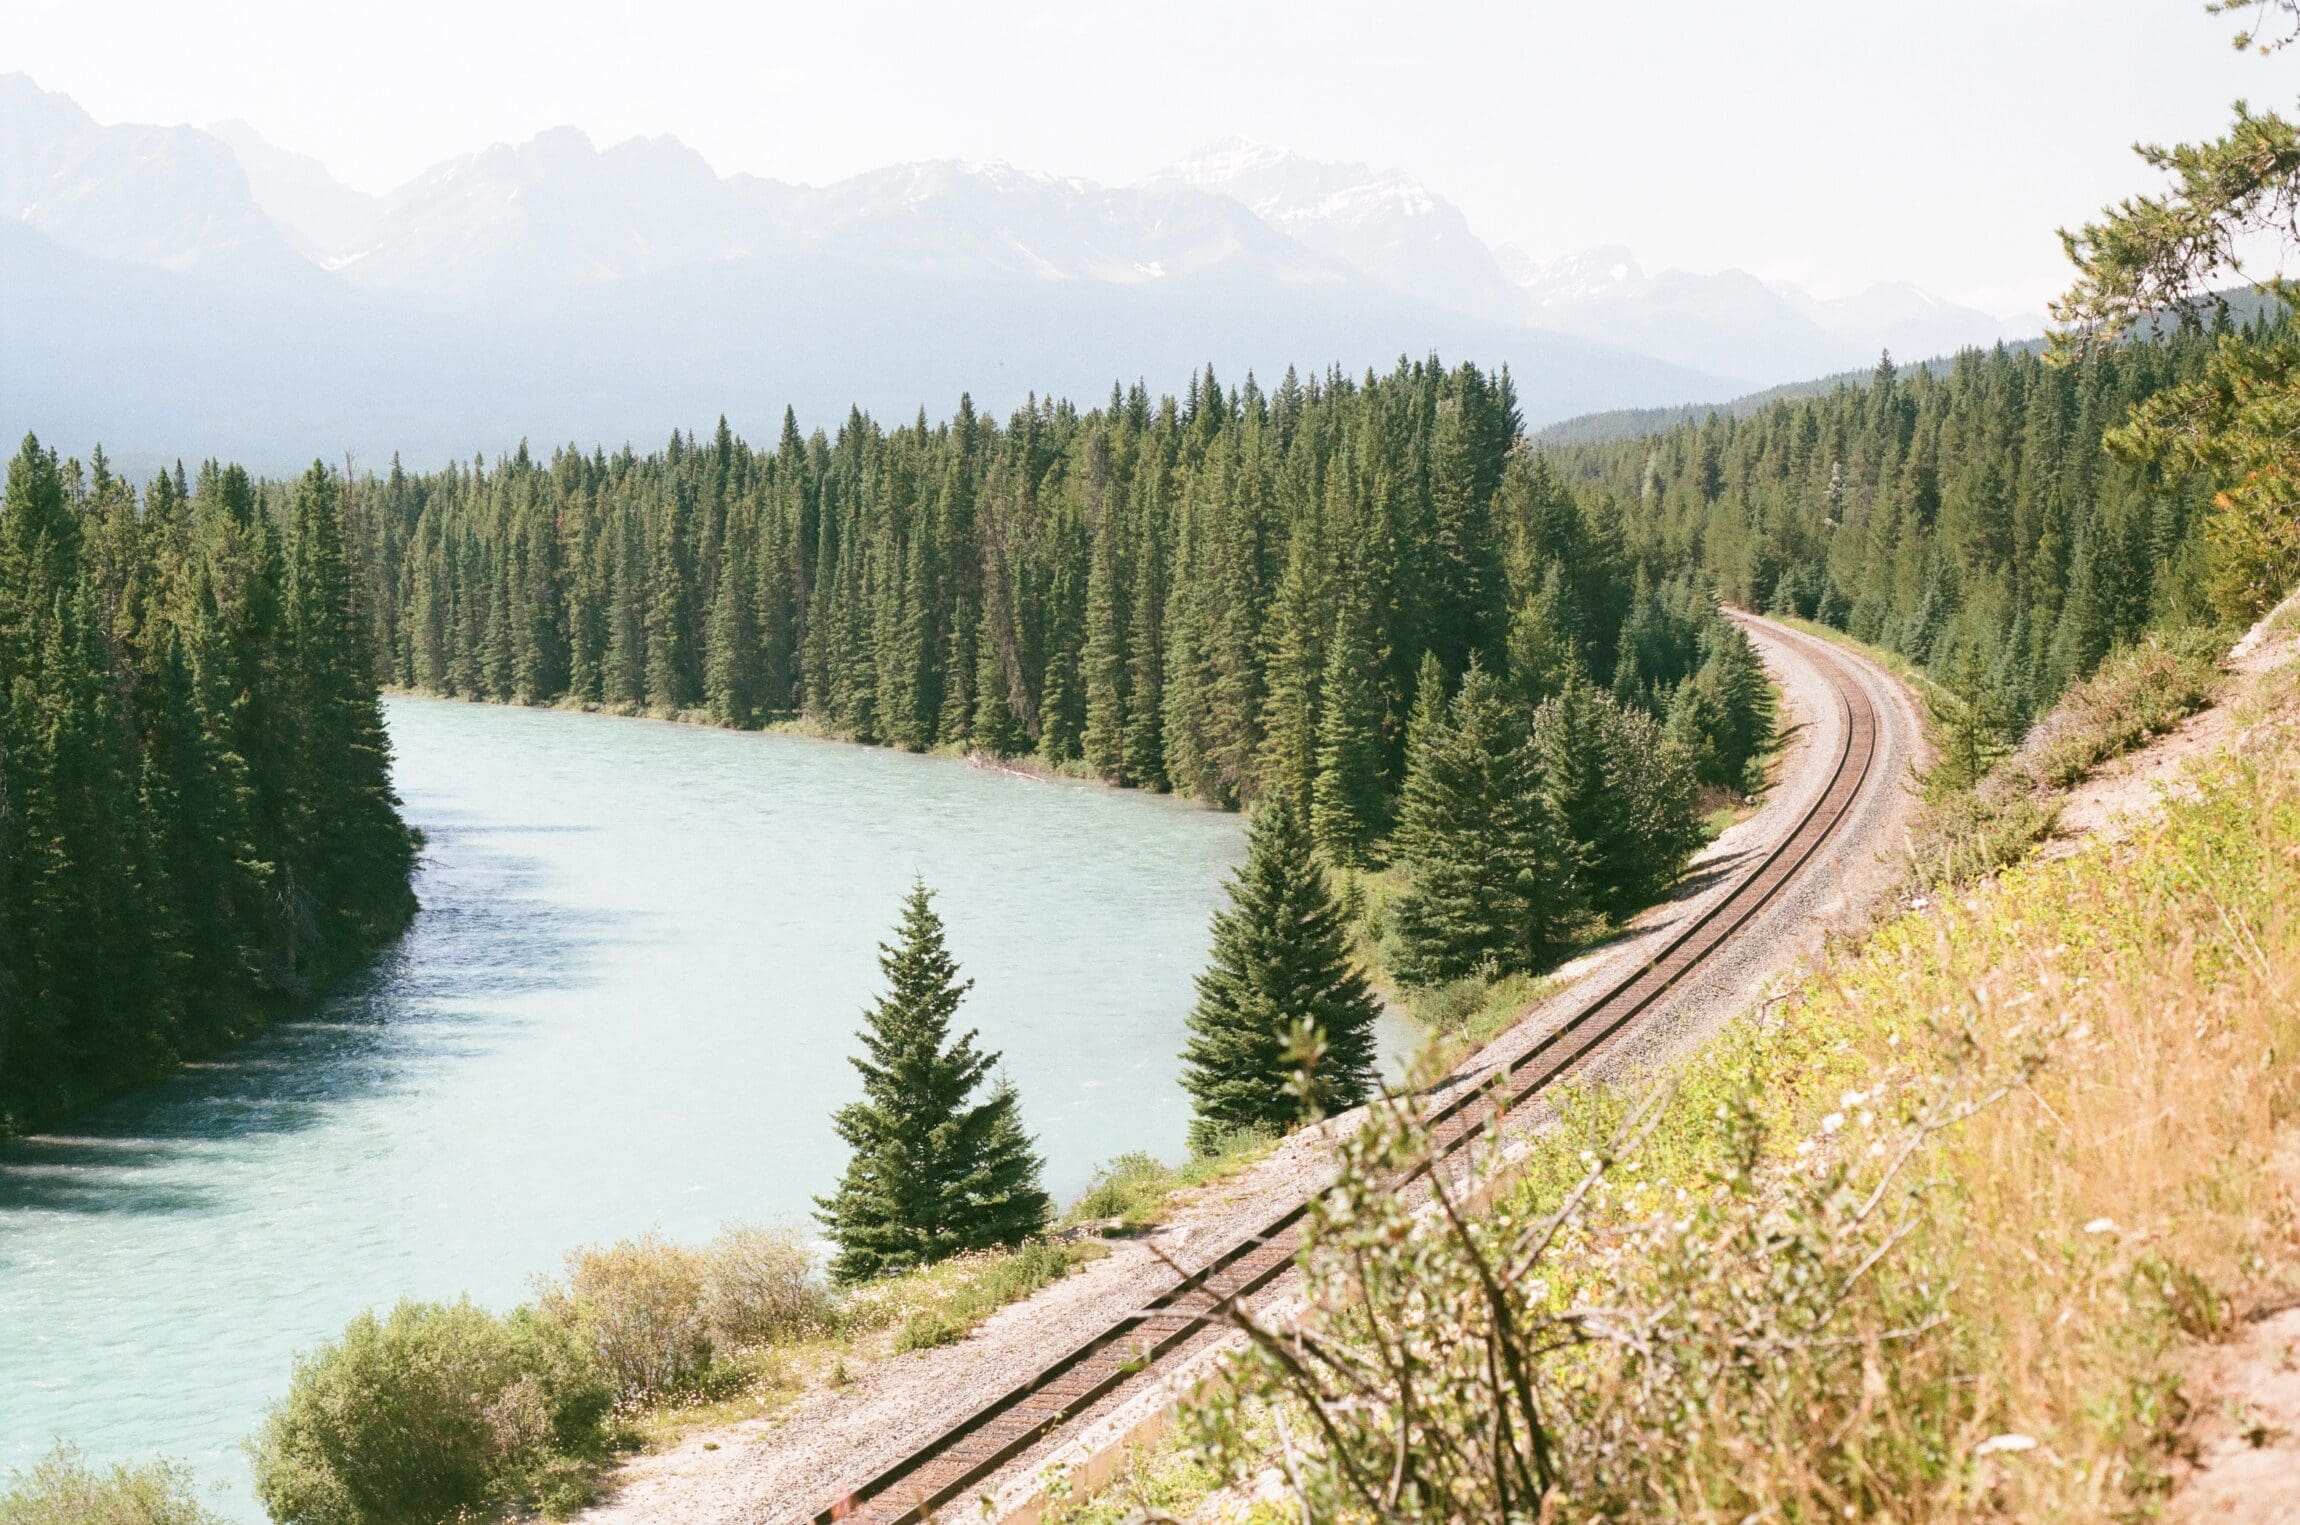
[0,436,417,1132]
[1540,331,2242,738]
[347,358,1770,860]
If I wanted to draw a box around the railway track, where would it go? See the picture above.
[817,621,1884,1524]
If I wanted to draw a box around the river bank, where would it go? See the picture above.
[0,694,1253,1521]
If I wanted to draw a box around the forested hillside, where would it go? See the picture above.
[5,324,2235,1132]
[346,359,1770,845]
[0,436,417,1132]
[1542,331,2241,732]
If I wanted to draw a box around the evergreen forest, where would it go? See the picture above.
[1541,329,2246,735]
[3,323,2242,1131]
[343,360,1771,857]
[0,437,418,1132]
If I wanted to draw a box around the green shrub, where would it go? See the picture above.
[893,1309,959,1352]
[699,1224,833,1351]
[1409,969,1547,1047]
[1070,1152,1171,1229]
[844,1240,1083,1349]
[0,1446,220,1525]
[249,1299,608,1525]
[1911,782,2060,887]
[1914,629,2222,886]
[543,1230,713,1405]
[1067,1130,1275,1237]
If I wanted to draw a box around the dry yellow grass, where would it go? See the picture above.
[1522,648,2300,1518]
[1098,638,2300,1522]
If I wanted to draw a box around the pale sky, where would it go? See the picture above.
[7,0,2289,315]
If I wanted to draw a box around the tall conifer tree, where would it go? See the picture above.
[1390,659,1577,985]
[1179,795,1380,1150]
[816,882,1050,1282]
[1309,595,1387,867]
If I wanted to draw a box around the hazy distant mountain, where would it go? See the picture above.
[21,76,2061,475]
[1144,137,1529,324]
[1502,244,2018,387]
[0,74,306,280]
[269,129,1341,299]
[1775,279,2018,369]
[329,127,771,292]
[204,118,383,258]
[1,210,1728,484]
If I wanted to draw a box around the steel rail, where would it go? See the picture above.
[817,622,1883,1524]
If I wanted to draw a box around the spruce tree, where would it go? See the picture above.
[816,882,1050,1283]
[1179,794,1380,1150]
[1536,676,1701,920]
[1256,535,1324,814]
[1390,659,1577,985]
[1080,501,1129,781]
[1309,596,1387,867]
[705,541,761,729]
[1121,522,1167,789]
[1504,560,1583,709]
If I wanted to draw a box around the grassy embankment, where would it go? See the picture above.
[1034,616,2288,1523]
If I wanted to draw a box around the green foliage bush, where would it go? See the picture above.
[1069,1129,1276,1235]
[541,1223,835,1407]
[700,1224,835,1350]
[2021,629,2222,788]
[248,1299,608,1525]
[544,1230,713,1405]
[1070,1152,1171,1228]
[844,1239,1080,1353]
[0,1446,220,1525]
[250,1224,847,1524]
[1409,969,1549,1048]
[892,1309,960,1352]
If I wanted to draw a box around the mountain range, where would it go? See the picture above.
[1,75,2028,475]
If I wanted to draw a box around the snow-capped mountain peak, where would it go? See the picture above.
[1497,242,2016,387]
[1146,136,1526,323]
[1502,244,1646,306]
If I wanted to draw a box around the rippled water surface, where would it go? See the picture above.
[0,697,1409,1517]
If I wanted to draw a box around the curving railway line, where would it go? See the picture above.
[817,619,1889,1524]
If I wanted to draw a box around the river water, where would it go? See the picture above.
[0,697,1409,1518]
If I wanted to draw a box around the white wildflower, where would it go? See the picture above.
[1974,1434,2038,1457]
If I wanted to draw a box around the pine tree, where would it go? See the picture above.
[1160,575,1217,799]
[705,539,761,728]
[1080,501,1128,782]
[1179,794,1380,1150]
[1309,595,1387,867]
[0,440,421,1128]
[971,607,1025,756]
[1121,520,1167,789]
[1503,560,1583,709]
[1256,534,1324,813]
[1390,659,1577,985]
[1535,676,1701,919]
[282,462,418,965]
[645,486,702,711]
[815,882,1050,1283]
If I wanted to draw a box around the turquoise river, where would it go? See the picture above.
[0,696,1414,1519]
